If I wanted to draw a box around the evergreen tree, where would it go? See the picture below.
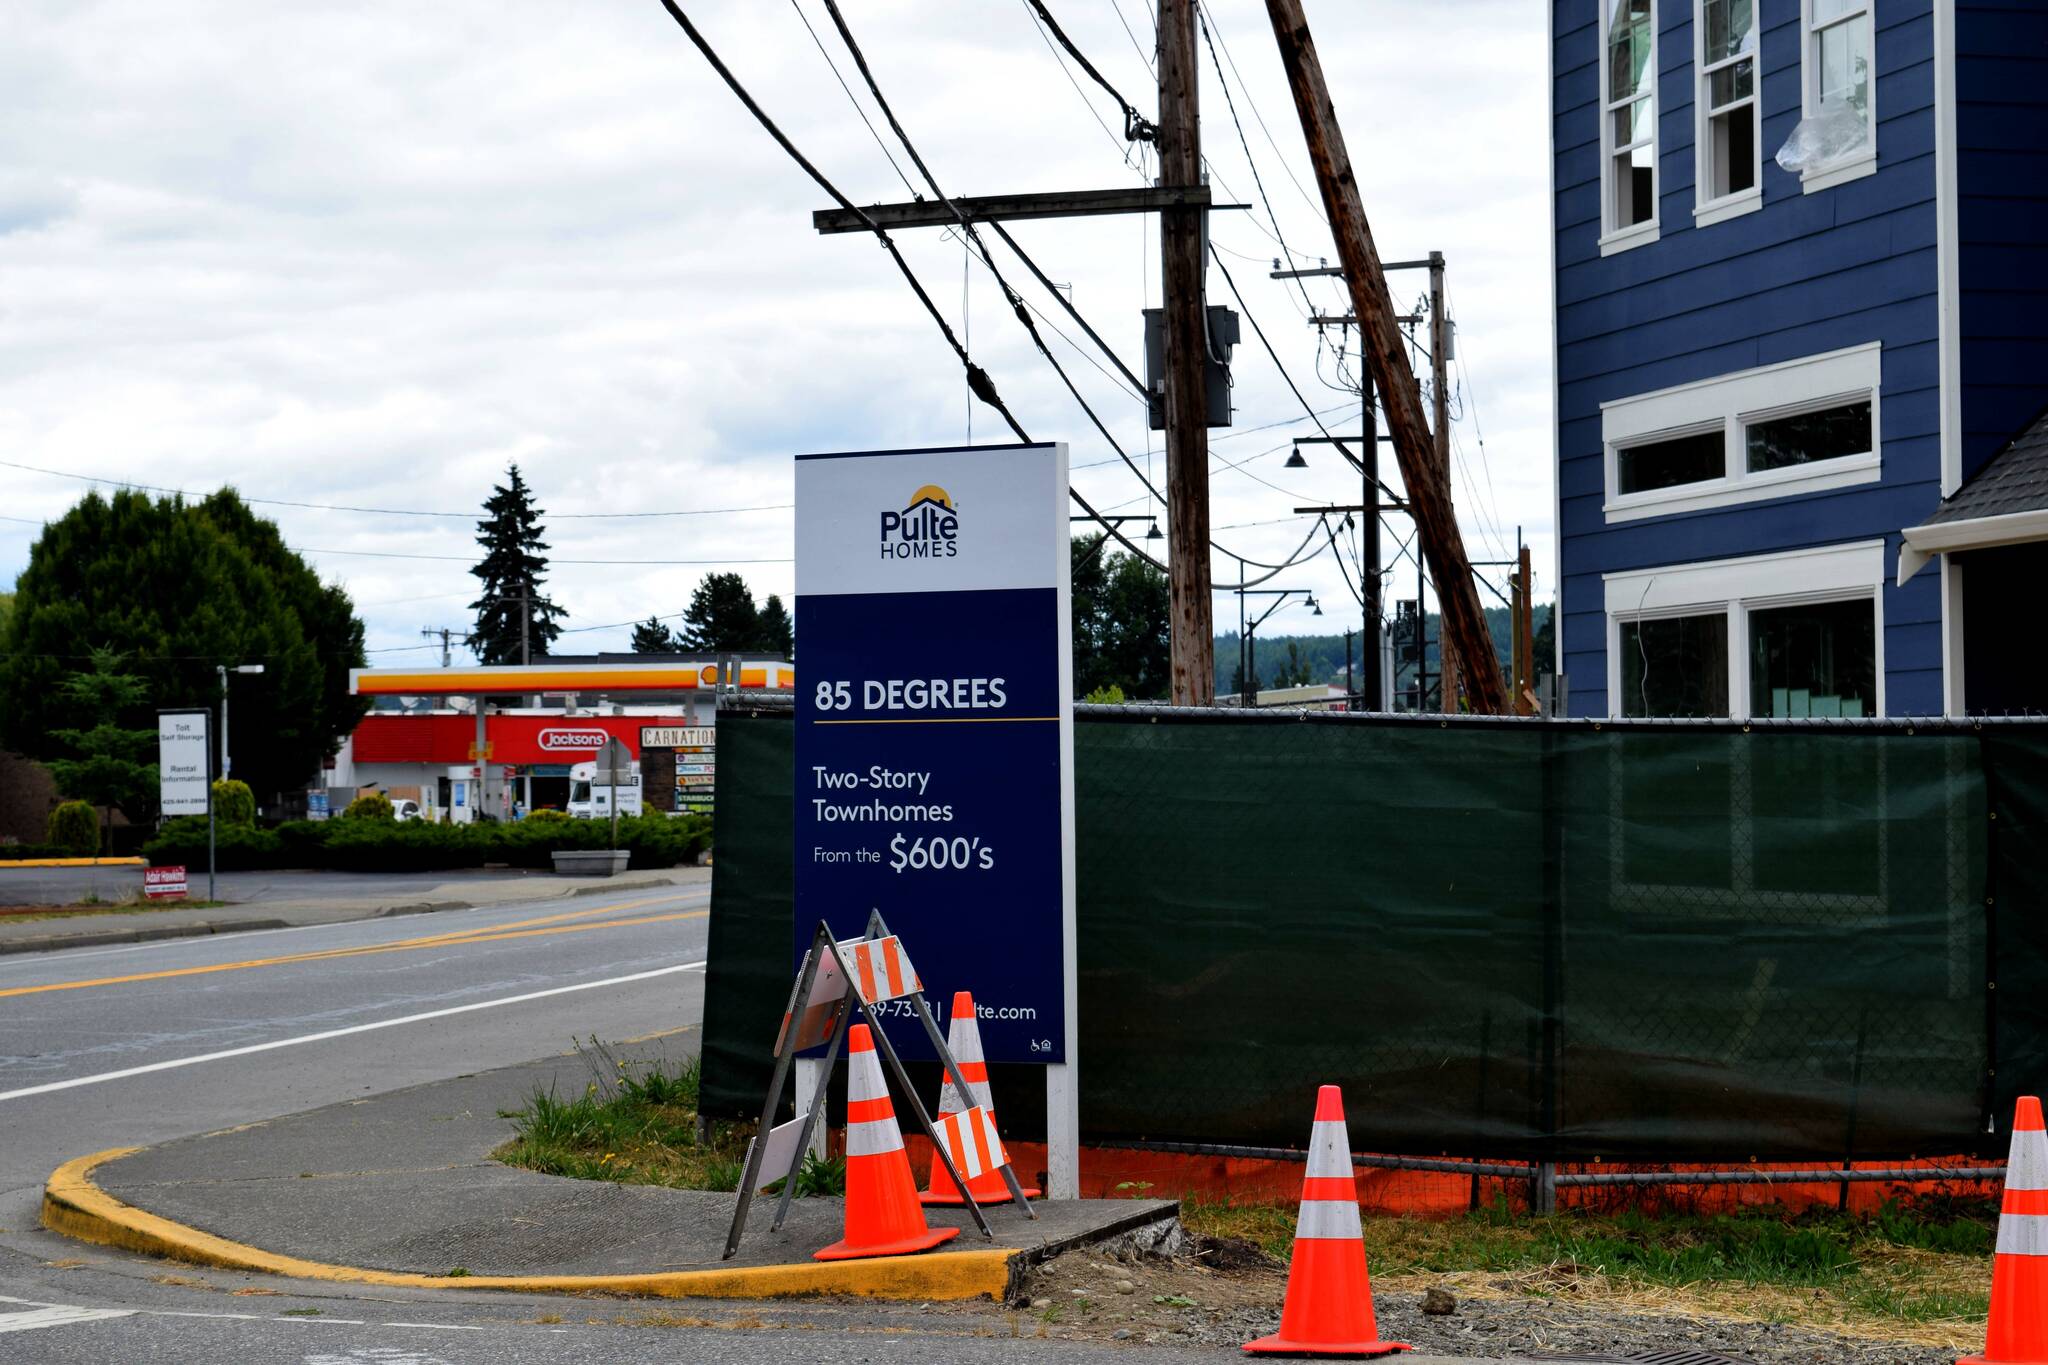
[758,595,794,658]
[630,617,677,653]
[679,572,761,652]
[47,648,158,850]
[469,465,564,664]
[0,490,366,803]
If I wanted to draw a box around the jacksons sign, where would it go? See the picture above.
[794,443,1075,1067]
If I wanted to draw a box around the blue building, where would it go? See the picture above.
[1550,0,2048,717]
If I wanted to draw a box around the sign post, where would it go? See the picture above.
[158,709,212,900]
[595,736,632,850]
[794,441,1078,1197]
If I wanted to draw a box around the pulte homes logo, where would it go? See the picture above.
[879,484,958,560]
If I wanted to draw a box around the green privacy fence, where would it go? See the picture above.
[701,704,2048,1163]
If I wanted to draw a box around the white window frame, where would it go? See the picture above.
[1603,731,1891,925]
[1693,0,1762,226]
[1601,342,1882,522]
[1604,539,1888,719]
[1798,0,1878,192]
[1599,0,1661,254]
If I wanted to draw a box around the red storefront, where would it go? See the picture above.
[349,713,689,815]
[351,714,679,765]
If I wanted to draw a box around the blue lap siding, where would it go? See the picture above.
[1553,0,1946,715]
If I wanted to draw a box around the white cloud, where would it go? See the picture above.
[0,0,1555,662]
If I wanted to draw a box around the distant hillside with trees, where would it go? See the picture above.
[1214,603,1553,699]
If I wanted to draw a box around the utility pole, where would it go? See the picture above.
[1264,0,1507,714]
[1514,531,1536,716]
[1159,0,1215,707]
[421,626,471,669]
[1428,251,1457,713]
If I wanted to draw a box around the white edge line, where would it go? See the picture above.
[0,960,706,1104]
[0,889,711,972]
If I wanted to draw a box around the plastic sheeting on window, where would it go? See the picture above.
[1775,97,1869,176]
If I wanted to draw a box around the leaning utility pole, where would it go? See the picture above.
[1159,0,1215,707]
[1264,0,1507,714]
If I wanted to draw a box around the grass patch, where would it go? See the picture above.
[493,1041,764,1194]
[1181,1194,1995,1347]
[0,897,229,922]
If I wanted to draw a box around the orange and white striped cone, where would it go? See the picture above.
[1243,1086,1411,1358]
[814,1023,960,1262]
[923,990,1041,1205]
[1962,1096,2048,1364]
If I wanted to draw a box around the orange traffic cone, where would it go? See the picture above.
[923,991,1040,1205]
[814,1023,960,1262]
[1962,1096,2048,1364]
[1244,1086,1410,1358]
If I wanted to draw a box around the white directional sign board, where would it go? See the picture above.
[158,709,211,817]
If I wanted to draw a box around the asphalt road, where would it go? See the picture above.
[0,863,543,908]
[0,882,723,1362]
[0,883,1497,1363]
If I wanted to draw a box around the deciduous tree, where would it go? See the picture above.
[0,490,368,805]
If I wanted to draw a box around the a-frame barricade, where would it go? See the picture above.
[723,913,1034,1260]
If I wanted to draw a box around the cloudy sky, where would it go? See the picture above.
[0,0,1551,665]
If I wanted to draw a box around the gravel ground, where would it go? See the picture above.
[994,1240,1963,1365]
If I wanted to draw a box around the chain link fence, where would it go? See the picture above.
[702,703,2046,1165]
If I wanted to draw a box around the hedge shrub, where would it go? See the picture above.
[342,792,395,821]
[0,843,67,861]
[48,800,99,855]
[211,779,256,827]
[141,811,711,874]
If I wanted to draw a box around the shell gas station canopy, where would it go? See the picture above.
[348,660,795,698]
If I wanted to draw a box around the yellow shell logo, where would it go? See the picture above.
[906,484,953,510]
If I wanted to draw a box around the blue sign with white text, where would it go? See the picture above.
[794,443,1073,1065]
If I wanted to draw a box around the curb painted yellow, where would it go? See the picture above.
[42,1149,1012,1302]
[1,857,147,869]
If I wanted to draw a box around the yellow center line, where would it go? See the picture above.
[0,899,709,1001]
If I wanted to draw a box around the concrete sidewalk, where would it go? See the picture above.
[0,865,706,956]
[42,1035,1176,1299]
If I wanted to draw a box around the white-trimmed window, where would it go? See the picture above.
[1602,343,1881,522]
[1695,0,1759,222]
[1605,540,1886,718]
[1798,0,1877,190]
[1600,0,1659,252]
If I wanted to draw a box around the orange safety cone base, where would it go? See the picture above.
[813,1225,959,1261]
[1959,1357,2048,1364]
[1241,1333,1411,1357]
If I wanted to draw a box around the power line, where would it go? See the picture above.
[1212,255,1403,507]
[1022,0,1156,144]
[787,0,918,198]
[1022,0,1143,171]
[652,0,1162,574]
[1194,0,1329,226]
[821,0,1326,578]
[302,546,791,566]
[0,459,789,521]
[1198,6,1316,318]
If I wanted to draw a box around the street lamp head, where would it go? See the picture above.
[1306,594,1322,615]
[234,664,266,675]
[1283,448,1308,470]
[1145,520,1163,542]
